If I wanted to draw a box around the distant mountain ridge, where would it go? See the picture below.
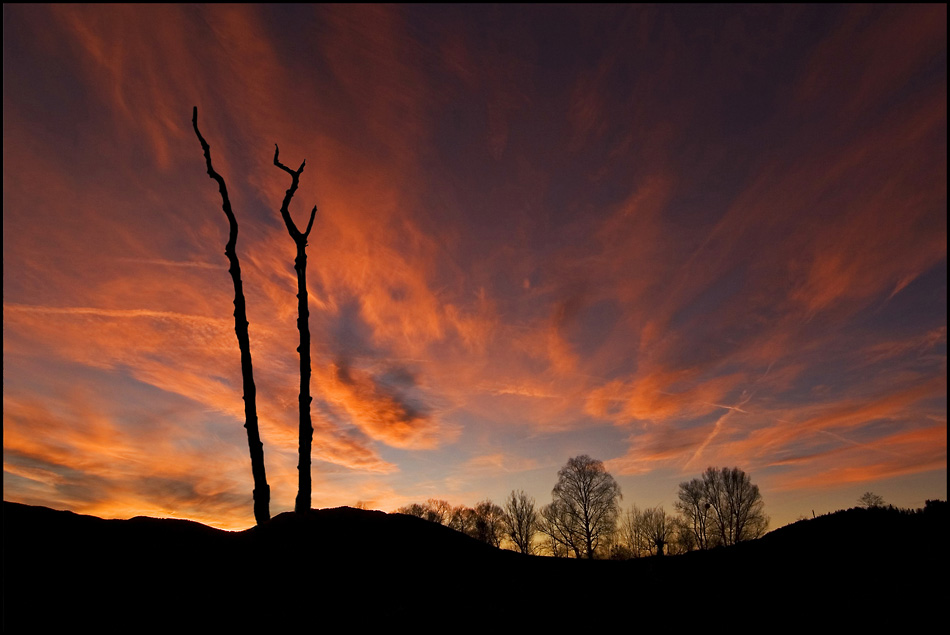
[3,501,946,630]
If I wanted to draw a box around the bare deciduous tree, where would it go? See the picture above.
[397,499,509,548]
[538,500,582,558]
[859,491,886,508]
[550,455,622,559]
[473,500,505,547]
[395,503,428,518]
[639,506,671,556]
[395,499,452,525]
[503,490,537,554]
[676,468,768,548]
[618,505,647,557]
[192,107,270,525]
[618,505,670,556]
[667,515,696,555]
[424,498,452,524]
[448,505,477,537]
[273,146,318,514]
[700,466,768,545]
[675,477,713,549]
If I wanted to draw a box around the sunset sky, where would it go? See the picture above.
[3,4,946,532]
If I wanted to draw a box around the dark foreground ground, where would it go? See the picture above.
[3,501,946,630]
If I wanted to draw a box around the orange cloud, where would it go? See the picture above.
[769,425,947,491]
[738,375,946,457]
[316,361,455,449]
[3,5,945,525]
[3,394,259,529]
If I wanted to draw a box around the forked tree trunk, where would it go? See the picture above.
[273,145,317,514]
[192,107,270,525]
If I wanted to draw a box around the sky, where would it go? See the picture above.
[3,4,946,532]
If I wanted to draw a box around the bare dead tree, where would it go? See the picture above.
[192,107,270,525]
[273,146,317,514]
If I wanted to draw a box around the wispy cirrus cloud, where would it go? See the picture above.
[3,5,945,528]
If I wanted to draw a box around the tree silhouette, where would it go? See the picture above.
[549,455,622,559]
[448,504,477,537]
[695,466,768,545]
[675,477,712,549]
[639,505,671,556]
[859,492,886,508]
[473,499,505,547]
[395,499,452,524]
[423,498,453,525]
[618,505,648,557]
[539,499,583,558]
[503,490,538,554]
[192,107,270,525]
[675,468,768,548]
[273,146,317,514]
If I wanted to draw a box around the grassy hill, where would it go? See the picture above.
[3,501,946,630]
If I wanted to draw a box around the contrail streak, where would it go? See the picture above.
[4,303,228,326]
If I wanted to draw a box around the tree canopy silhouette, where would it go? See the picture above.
[503,490,538,554]
[677,467,768,547]
[548,455,622,559]
[859,492,886,509]
[192,106,269,525]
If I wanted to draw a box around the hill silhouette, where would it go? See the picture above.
[4,501,945,630]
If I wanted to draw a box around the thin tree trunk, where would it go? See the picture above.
[192,107,270,525]
[273,145,317,514]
